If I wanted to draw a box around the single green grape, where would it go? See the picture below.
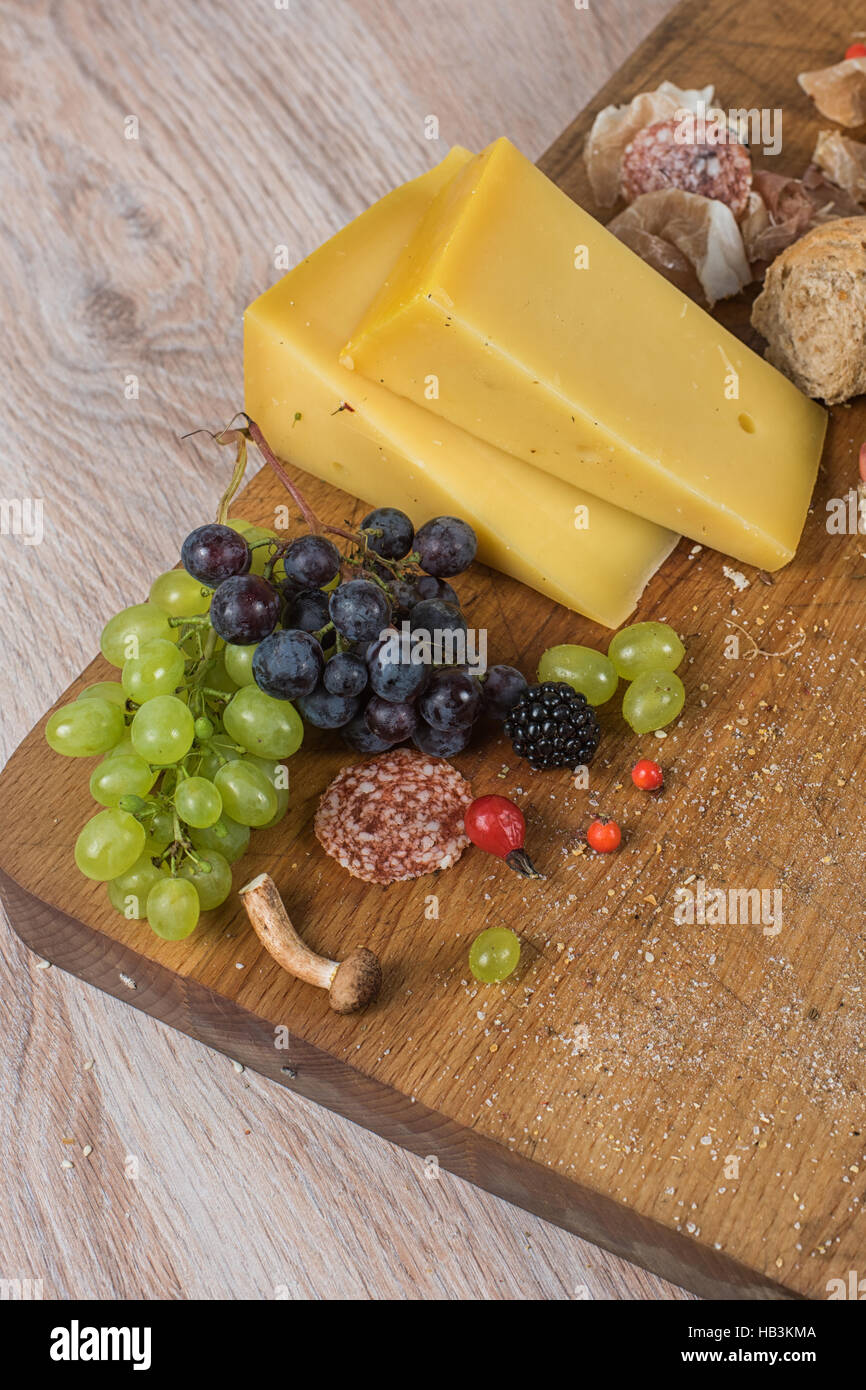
[189,815,250,864]
[131,695,195,765]
[149,568,212,618]
[77,681,127,708]
[90,753,157,808]
[608,621,685,681]
[146,876,200,940]
[195,738,244,781]
[214,759,278,827]
[469,927,521,983]
[178,849,232,910]
[46,698,125,757]
[228,518,279,578]
[174,775,222,828]
[75,808,146,881]
[246,756,290,828]
[622,669,686,733]
[102,730,136,761]
[143,807,175,856]
[223,685,304,759]
[100,602,179,668]
[537,644,618,706]
[122,638,186,703]
[108,854,166,919]
[206,654,239,696]
[224,642,259,688]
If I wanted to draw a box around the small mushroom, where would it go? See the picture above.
[239,872,382,1014]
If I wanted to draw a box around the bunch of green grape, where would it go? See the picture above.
[537,621,685,734]
[45,520,303,941]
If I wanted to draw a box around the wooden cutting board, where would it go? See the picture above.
[2,0,864,1301]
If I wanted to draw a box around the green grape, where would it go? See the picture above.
[75,808,146,881]
[608,621,685,681]
[122,638,186,703]
[143,807,175,855]
[131,695,195,765]
[246,756,290,828]
[102,730,136,761]
[228,518,279,578]
[149,568,212,618]
[78,681,127,708]
[206,654,239,695]
[179,849,232,910]
[622,669,685,734]
[90,754,157,808]
[224,642,258,688]
[100,602,180,668]
[214,759,278,827]
[174,775,222,828]
[146,876,200,940]
[194,716,215,741]
[537,644,618,706]
[189,815,250,864]
[223,685,304,759]
[108,854,166,919]
[469,927,521,983]
[46,698,125,757]
[195,738,243,781]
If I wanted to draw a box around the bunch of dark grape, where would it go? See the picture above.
[182,507,529,759]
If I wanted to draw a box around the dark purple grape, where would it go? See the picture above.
[282,587,330,634]
[360,507,414,560]
[365,695,417,742]
[210,575,280,645]
[418,667,482,729]
[296,683,360,729]
[409,598,467,638]
[388,576,419,614]
[282,534,341,588]
[414,575,459,605]
[252,629,324,698]
[414,516,477,577]
[181,524,250,588]
[412,722,474,757]
[323,651,368,698]
[367,638,429,702]
[329,579,391,642]
[342,711,396,754]
[481,665,529,720]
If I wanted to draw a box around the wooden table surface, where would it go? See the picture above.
[0,0,697,1300]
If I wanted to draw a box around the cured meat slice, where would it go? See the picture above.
[621,117,752,217]
[314,748,472,885]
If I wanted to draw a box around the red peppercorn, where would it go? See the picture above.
[632,758,664,791]
[846,41,866,58]
[586,817,621,853]
[464,795,544,878]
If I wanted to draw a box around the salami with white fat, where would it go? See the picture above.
[315,748,472,885]
[622,117,752,217]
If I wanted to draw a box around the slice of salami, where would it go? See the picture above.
[314,747,472,885]
[621,117,752,217]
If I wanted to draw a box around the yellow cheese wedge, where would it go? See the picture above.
[341,137,827,571]
[244,150,678,628]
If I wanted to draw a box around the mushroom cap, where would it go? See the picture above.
[329,947,382,1013]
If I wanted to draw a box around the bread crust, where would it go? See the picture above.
[751,216,866,404]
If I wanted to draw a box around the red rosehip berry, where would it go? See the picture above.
[464,795,544,878]
[632,758,664,791]
[845,41,866,58]
[586,817,621,853]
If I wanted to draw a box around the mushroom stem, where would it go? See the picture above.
[239,873,382,1014]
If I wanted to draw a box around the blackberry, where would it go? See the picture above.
[504,681,601,770]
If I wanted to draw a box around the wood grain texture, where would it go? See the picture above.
[0,0,691,1301]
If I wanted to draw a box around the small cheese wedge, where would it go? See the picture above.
[341,137,827,571]
[244,151,678,628]
[244,149,678,622]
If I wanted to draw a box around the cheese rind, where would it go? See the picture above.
[244,152,679,629]
[342,137,827,571]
